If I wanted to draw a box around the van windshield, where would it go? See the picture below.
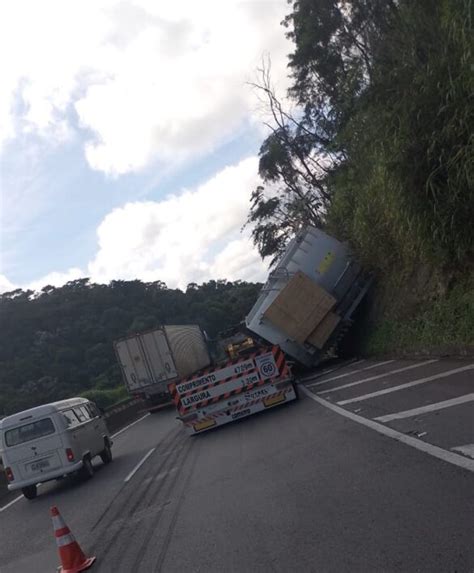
[5,418,55,447]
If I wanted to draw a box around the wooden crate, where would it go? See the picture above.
[263,271,336,343]
[306,311,341,349]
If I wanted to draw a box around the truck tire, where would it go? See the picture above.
[22,485,37,500]
[80,456,94,480]
[100,442,113,464]
[292,382,300,400]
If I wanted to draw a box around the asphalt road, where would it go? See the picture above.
[0,358,473,572]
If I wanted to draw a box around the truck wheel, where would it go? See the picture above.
[292,382,300,400]
[81,456,94,480]
[22,485,37,500]
[100,442,113,464]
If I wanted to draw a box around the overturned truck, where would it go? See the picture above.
[246,226,372,368]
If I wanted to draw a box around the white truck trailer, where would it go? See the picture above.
[168,345,297,434]
[114,325,211,411]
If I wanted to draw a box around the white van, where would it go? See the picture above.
[0,397,112,499]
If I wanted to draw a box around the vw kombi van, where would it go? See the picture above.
[0,397,112,499]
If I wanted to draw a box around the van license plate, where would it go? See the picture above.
[30,459,50,471]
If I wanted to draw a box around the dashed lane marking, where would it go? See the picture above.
[308,360,395,387]
[0,494,23,513]
[0,482,44,512]
[375,393,474,422]
[301,386,474,473]
[111,413,150,439]
[451,444,474,459]
[124,447,156,483]
[337,364,474,405]
[319,360,438,395]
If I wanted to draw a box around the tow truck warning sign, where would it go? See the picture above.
[180,373,260,407]
[175,360,254,395]
[173,350,281,411]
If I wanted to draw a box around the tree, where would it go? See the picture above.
[246,61,333,263]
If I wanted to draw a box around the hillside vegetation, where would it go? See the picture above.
[0,279,261,415]
[248,0,473,353]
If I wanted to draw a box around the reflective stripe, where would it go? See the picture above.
[52,514,66,530]
[55,526,70,538]
[56,533,75,547]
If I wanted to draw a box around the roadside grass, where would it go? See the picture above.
[361,278,474,356]
[80,385,129,409]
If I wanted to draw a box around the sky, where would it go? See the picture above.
[0,0,293,293]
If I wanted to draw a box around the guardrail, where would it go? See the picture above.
[103,396,146,433]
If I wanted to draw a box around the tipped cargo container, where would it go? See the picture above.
[114,325,211,411]
[246,226,372,368]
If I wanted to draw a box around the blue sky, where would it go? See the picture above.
[0,1,292,292]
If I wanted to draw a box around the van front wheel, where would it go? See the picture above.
[22,485,37,500]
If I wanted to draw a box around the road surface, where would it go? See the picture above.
[0,358,473,572]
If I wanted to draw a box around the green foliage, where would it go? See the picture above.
[361,279,474,355]
[0,279,262,416]
[80,386,129,410]
[328,0,474,270]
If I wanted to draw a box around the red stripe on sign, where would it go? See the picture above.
[55,527,70,538]
[276,353,285,373]
[234,387,243,395]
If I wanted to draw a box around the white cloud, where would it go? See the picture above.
[0,0,292,175]
[88,156,267,287]
[0,274,16,293]
[26,268,85,292]
[1,156,268,292]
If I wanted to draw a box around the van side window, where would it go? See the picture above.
[62,409,80,427]
[87,403,100,418]
[74,406,90,422]
[80,406,92,420]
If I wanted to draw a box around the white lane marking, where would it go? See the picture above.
[111,413,150,439]
[319,360,438,395]
[308,360,395,387]
[0,482,44,512]
[375,393,474,422]
[338,364,474,405]
[299,359,365,383]
[301,386,474,473]
[452,444,474,459]
[124,447,156,483]
[0,494,24,512]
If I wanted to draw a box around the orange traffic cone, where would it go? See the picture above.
[50,506,96,573]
